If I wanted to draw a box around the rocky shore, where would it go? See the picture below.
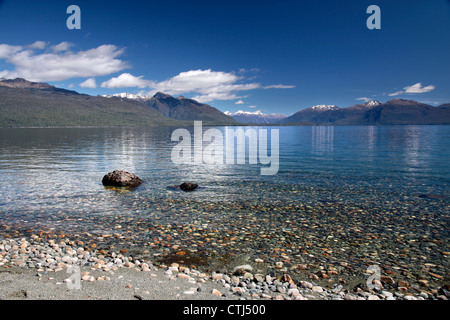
[1,236,448,300]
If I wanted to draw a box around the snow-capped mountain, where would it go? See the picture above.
[365,100,382,107]
[282,99,450,125]
[102,92,152,101]
[309,104,340,111]
[224,110,287,124]
[224,110,267,116]
[347,100,383,111]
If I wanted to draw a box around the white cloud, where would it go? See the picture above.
[101,69,249,98]
[389,82,435,96]
[51,42,73,53]
[356,97,371,102]
[28,41,47,50]
[151,69,241,95]
[248,105,257,108]
[0,43,128,82]
[133,69,258,103]
[235,100,245,104]
[264,84,295,89]
[0,44,22,59]
[191,92,244,103]
[388,91,403,97]
[190,83,261,103]
[0,42,294,103]
[80,78,97,88]
[404,82,435,94]
[101,73,153,88]
[137,69,293,103]
[239,67,261,74]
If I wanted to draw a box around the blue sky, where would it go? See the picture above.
[0,0,449,116]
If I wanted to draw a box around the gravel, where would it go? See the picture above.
[0,236,445,300]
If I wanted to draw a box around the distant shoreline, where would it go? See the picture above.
[1,123,450,129]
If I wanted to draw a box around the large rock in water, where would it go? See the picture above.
[180,182,198,191]
[102,170,143,187]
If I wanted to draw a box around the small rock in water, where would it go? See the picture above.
[380,276,395,285]
[180,182,198,191]
[418,194,445,200]
[418,280,429,287]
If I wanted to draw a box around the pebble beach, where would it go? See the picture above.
[1,233,448,300]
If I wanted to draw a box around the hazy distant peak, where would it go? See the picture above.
[225,109,287,124]
[235,110,263,115]
[386,98,424,106]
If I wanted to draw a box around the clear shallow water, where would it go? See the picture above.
[0,125,449,225]
[0,126,449,285]
[0,125,448,215]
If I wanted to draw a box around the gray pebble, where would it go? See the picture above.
[276,286,286,294]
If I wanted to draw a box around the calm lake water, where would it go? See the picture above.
[0,125,449,283]
[0,125,448,215]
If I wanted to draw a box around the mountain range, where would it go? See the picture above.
[102,92,235,122]
[0,78,235,127]
[282,100,450,125]
[224,110,287,124]
[0,78,449,127]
